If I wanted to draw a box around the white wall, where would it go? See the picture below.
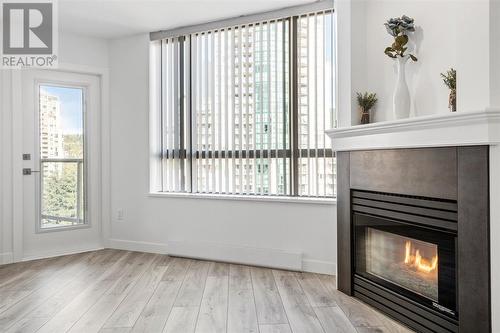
[335,0,353,128]
[346,0,491,124]
[107,34,337,274]
[58,32,109,68]
[1,70,13,264]
[349,0,367,125]
[0,32,109,263]
[491,0,500,109]
[1,72,8,263]
[0,74,2,250]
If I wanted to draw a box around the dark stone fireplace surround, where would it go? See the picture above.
[336,147,490,333]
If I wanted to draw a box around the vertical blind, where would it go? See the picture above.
[153,10,336,197]
[296,12,336,197]
[160,37,189,193]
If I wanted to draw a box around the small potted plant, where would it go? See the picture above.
[441,68,457,112]
[357,92,378,124]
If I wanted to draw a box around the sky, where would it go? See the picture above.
[40,85,84,135]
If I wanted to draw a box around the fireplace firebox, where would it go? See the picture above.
[336,147,490,333]
[352,191,458,331]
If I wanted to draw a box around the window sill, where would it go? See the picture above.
[148,192,337,205]
[36,223,90,234]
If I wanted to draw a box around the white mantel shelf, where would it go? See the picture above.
[326,109,500,151]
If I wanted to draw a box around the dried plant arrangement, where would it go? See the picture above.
[357,92,378,124]
[441,68,457,112]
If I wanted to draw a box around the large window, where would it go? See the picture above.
[151,9,336,198]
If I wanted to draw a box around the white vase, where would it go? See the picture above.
[393,55,411,119]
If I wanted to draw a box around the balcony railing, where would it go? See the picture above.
[40,158,85,228]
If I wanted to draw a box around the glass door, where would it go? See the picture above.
[363,227,439,301]
[19,69,101,260]
[354,213,457,318]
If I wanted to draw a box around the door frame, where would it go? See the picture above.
[11,63,110,262]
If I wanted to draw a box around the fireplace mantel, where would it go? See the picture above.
[326,109,500,151]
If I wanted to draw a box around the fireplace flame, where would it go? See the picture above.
[404,241,438,273]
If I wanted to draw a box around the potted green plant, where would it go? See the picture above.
[357,92,378,124]
[441,68,457,112]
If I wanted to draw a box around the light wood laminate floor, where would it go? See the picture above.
[0,249,415,333]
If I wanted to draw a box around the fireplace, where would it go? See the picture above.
[352,190,458,328]
[335,147,490,333]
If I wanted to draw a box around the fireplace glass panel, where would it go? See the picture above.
[366,228,438,301]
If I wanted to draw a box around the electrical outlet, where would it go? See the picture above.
[117,209,124,221]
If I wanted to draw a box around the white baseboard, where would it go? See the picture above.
[0,252,14,265]
[22,246,104,262]
[302,259,336,275]
[107,238,169,254]
[105,238,336,275]
[168,240,303,271]
[3,239,336,275]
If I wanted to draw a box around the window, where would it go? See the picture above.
[39,85,86,229]
[151,9,336,198]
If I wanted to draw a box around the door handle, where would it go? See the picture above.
[23,168,41,175]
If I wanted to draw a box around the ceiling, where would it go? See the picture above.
[59,0,315,39]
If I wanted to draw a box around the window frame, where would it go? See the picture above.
[36,82,89,233]
[150,10,337,200]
